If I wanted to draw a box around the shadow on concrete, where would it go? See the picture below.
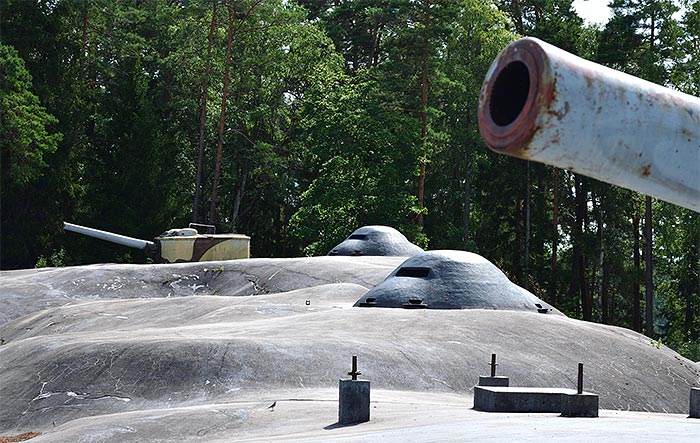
[324,421,364,430]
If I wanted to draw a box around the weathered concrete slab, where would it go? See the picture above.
[561,393,599,417]
[478,376,510,387]
[5,390,698,443]
[0,256,405,324]
[474,386,580,412]
[1,258,699,439]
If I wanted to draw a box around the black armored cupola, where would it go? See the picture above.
[354,250,563,314]
[327,226,424,257]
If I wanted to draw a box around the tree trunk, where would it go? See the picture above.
[416,0,430,228]
[194,1,218,223]
[523,161,531,289]
[597,195,604,323]
[683,285,693,340]
[209,0,235,224]
[570,174,582,314]
[513,194,523,284]
[644,195,653,337]
[580,253,590,321]
[550,167,559,306]
[369,22,381,67]
[589,258,597,320]
[512,0,525,34]
[231,162,248,233]
[632,213,641,332]
[581,178,591,321]
[572,173,590,320]
[603,262,611,324]
[78,0,89,84]
[71,0,90,147]
[683,240,698,340]
[463,144,471,249]
[640,2,656,337]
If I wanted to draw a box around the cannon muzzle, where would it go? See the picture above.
[63,222,157,252]
[478,37,700,212]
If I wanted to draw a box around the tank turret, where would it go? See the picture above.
[63,222,250,263]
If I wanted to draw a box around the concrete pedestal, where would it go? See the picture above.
[478,376,509,387]
[339,379,370,424]
[560,393,599,417]
[690,388,700,418]
[473,386,575,413]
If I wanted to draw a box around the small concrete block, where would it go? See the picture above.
[339,379,370,424]
[560,393,599,417]
[691,388,700,418]
[473,386,574,413]
[478,376,509,387]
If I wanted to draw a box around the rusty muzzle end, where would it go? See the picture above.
[478,38,553,156]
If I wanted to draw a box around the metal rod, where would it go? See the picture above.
[577,363,584,394]
[348,355,361,381]
[490,353,498,377]
[64,222,155,251]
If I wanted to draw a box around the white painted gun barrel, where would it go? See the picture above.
[63,222,156,251]
[478,37,700,212]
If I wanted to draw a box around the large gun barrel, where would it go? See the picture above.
[63,222,156,252]
[478,37,700,212]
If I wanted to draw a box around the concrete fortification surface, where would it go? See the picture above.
[1,256,698,441]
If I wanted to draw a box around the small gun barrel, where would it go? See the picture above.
[63,222,156,251]
[478,37,700,212]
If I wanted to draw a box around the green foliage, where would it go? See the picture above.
[0,42,64,268]
[670,0,700,95]
[35,248,69,268]
[599,0,681,82]
[0,44,62,185]
[290,60,422,253]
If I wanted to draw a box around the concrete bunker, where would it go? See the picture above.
[327,226,424,257]
[354,250,562,314]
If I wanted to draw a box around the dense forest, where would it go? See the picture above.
[1,0,698,359]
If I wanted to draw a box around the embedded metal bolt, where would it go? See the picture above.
[348,355,362,381]
[577,363,584,394]
[490,353,498,377]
